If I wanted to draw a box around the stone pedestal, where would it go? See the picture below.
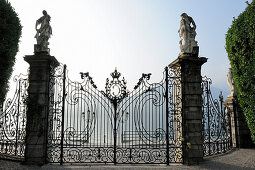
[24,53,59,165]
[224,96,254,148]
[169,53,207,165]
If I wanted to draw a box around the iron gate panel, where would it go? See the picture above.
[47,64,182,164]
[202,77,232,156]
[0,73,28,158]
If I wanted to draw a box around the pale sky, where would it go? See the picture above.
[7,0,252,97]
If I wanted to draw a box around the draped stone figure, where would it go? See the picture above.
[178,13,198,54]
[227,68,237,97]
[34,10,52,53]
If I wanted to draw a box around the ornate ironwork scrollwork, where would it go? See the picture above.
[0,73,28,158]
[202,76,232,157]
[47,64,182,164]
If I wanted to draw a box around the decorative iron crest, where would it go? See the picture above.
[80,72,97,89]
[134,73,151,89]
[105,68,128,103]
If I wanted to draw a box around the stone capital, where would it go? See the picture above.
[24,53,59,68]
[169,54,207,69]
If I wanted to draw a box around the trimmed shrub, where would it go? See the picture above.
[0,0,22,104]
[226,0,255,142]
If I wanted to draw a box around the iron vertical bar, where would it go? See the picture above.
[87,109,90,142]
[165,67,170,165]
[220,92,223,153]
[15,79,21,156]
[113,100,117,164]
[206,81,211,156]
[180,67,185,164]
[60,64,67,165]
[227,104,233,149]
[233,99,239,148]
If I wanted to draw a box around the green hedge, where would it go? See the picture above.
[226,1,255,142]
[0,0,22,104]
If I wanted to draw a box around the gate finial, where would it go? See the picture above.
[111,68,121,79]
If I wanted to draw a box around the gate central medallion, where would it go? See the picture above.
[105,68,128,103]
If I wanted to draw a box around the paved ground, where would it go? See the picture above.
[0,149,254,170]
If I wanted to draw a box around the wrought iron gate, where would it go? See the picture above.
[47,64,182,164]
[0,73,28,159]
[202,77,232,156]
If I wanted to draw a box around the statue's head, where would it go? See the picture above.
[181,13,188,18]
[43,10,47,15]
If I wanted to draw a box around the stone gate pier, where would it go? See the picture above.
[169,51,207,165]
[223,68,254,149]
[24,53,59,165]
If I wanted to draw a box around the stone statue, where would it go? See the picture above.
[34,10,52,54]
[227,68,237,97]
[178,13,198,54]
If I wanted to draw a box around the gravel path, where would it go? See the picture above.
[0,149,254,170]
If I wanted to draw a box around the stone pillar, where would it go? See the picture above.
[169,53,207,165]
[24,53,59,165]
[224,96,254,148]
[224,96,237,148]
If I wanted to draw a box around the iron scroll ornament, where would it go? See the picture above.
[81,68,128,104]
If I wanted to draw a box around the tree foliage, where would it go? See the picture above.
[0,0,22,104]
[226,0,255,142]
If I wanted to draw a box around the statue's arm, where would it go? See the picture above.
[49,26,52,35]
[183,19,192,33]
[178,20,182,32]
[35,20,39,30]
[191,18,196,30]
[35,17,44,30]
[178,20,185,34]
